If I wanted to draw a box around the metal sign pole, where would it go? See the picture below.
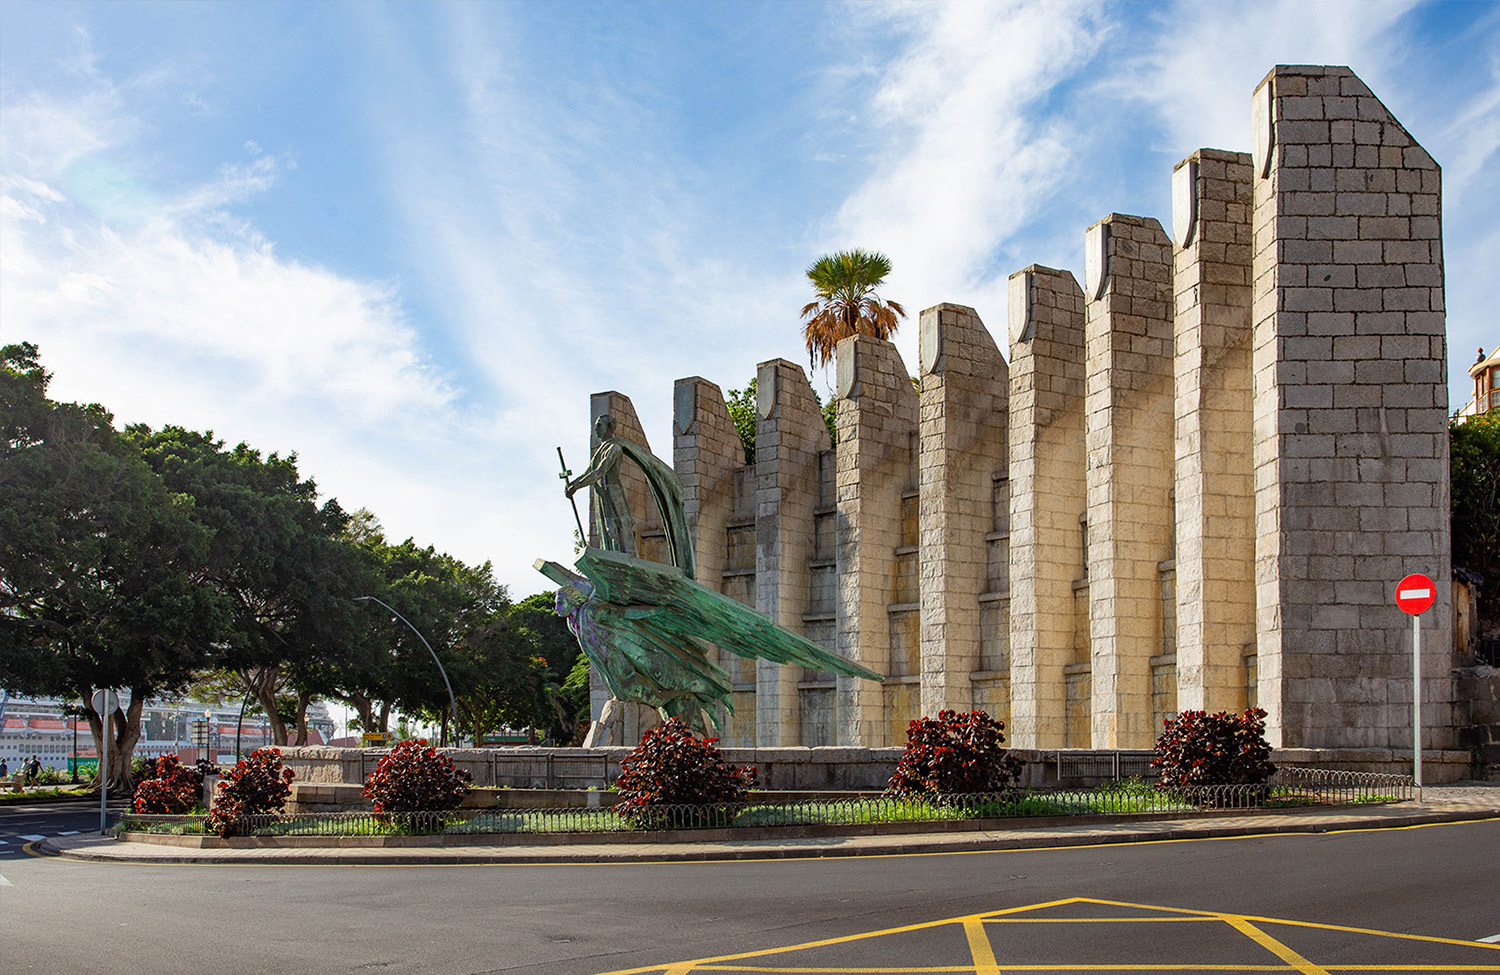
[99,701,110,835]
[1412,613,1422,789]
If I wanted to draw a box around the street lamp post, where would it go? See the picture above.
[354,595,458,748]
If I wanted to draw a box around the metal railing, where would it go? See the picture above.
[117,767,1415,839]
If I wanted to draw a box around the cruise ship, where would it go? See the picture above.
[0,692,336,774]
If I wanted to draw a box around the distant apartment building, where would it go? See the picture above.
[1458,345,1499,418]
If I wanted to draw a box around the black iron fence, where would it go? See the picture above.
[118,767,1415,839]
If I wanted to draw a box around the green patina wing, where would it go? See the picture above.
[575,548,883,682]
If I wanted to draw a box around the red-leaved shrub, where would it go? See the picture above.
[132,755,204,814]
[205,748,295,837]
[362,739,472,813]
[1152,708,1276,791]
[614,717,757,822]
[885,709,1023,798]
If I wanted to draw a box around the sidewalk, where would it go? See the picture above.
[39,782,1500,866]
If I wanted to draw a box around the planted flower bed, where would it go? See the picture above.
[117,767,1414,839]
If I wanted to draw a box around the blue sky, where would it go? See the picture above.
[3,0,1497,598]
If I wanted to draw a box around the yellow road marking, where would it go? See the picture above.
[594,895,1500,975]
[648,960,1500,966]
[963,916,1001,975]
[1222,915,1331,975]
[984,916,1217,923]
[687,960,1284,966]
[1237,913,1500,951]
[1069,898,1500,951]
[590,900,1082,975]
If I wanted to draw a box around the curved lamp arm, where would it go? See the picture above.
[354,595,459,746]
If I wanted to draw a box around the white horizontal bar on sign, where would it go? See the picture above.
[1398,589,1432,599]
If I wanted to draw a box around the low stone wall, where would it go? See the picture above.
[1271,747,1473,782]
[276,740,1470,811]
[276,745,911,793]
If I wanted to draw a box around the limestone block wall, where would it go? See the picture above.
[1084,215,1176,748]
[672,377,746,736]
[1250,65,1452,749]
[1173,149,1258,716]
[755,359,832,745]
[916,303,1010,722]
[573,64,1463,763]
[1007,266,1088,749]
[835,335,921,746]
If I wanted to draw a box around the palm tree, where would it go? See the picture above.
[800,249,907,369]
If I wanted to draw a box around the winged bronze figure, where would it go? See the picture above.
[538,413,881,737]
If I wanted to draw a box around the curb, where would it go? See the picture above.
[39,804,1500,866]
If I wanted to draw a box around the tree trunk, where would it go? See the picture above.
[79,687,145,793]
[292,690,312,745]
[339,691,375,735]
[243,666,288,746]
[378,701,391,733]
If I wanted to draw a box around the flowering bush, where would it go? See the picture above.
[362,739,472,813]
[132,755,204,814]
[1152,708,1276,793]
[205,748,295,837]
[614,717,757,823]
[885,709,1023,799]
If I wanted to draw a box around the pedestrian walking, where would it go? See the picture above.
[0,758,8,778]
[26,755,40,786]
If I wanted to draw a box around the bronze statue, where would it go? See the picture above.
[539,414,880,737]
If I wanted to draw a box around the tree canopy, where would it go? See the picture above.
[0,343,584,784]
[1453,410,1500,644]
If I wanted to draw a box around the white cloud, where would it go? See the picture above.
[1104,0,1419,158]
[0,74,574,593]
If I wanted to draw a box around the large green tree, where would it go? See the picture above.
[129,425,364,745]
[800,249,906,369]
[1453,410,1500,643]
[330,519,510,741]
[0,344,227,788]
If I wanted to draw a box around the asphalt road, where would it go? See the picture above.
[0,797,119,861]
[2,812,1497,974]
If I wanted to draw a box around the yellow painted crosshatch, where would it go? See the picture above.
[592,897,1500,975]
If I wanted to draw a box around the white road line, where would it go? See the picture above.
[18,834,44,842]
[57,830,79,835]
[1479,933,1500,944]
[0,874,13,887]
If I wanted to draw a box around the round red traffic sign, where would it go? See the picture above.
[1394,573,1436,615]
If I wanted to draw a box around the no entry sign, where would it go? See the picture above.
[1394,573,1436,615]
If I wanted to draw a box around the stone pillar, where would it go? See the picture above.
[755,359,830,745]
[584,391,663,743]
[917,303,1009,720]
[1250,65,1451,749]
[1083,214,1176,748]
[1173,149,1257,717]
[835,335,920,746]
[673,377,745,734]
[1007,267,1088,749]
